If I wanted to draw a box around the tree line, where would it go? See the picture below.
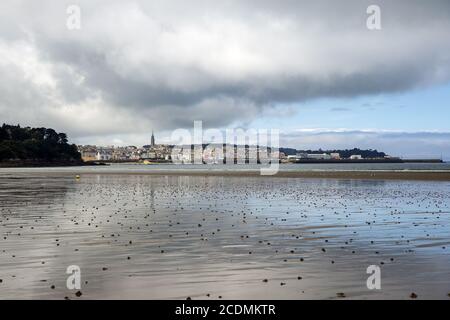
[0,124,81,162]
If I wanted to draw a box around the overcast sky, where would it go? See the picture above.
[1,0,450,158]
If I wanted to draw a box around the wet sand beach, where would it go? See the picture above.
[1,168,450,300]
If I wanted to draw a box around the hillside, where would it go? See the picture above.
[0,124,82,166]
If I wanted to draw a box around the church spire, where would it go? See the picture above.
[151,130,155,147]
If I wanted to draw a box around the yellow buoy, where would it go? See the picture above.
[75,175,80,180]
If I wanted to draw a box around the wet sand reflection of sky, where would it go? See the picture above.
[1,174,450,299]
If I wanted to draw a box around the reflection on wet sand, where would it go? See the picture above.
[1,174,450,299]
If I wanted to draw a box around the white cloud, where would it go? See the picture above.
[0,0,449,151]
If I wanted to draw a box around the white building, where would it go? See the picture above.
[307,153,332,160]
[96,150,112,161]
[350,155,363,160]
[330,153,341,159]
[296,153,309,159]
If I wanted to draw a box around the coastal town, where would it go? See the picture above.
[77,131,436,164]
[78,132,172,163]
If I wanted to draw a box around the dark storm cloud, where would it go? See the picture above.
[0,0,450,137]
